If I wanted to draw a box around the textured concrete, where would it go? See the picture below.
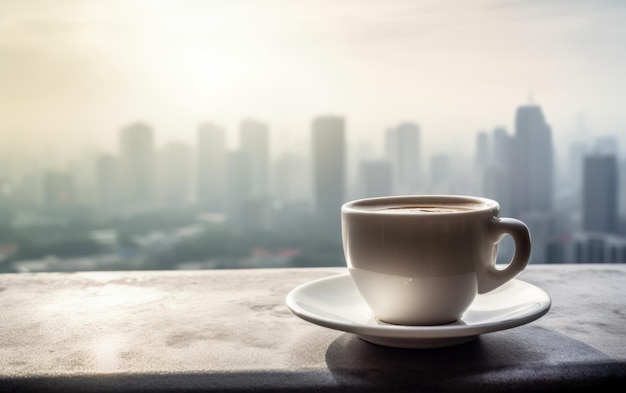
[0,265,625,392]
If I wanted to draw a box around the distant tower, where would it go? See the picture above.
[312,115,346,224]
[484,127,512,214]
[582,154,618,234]
[385,122,420,195]
[197,122,227,212]
[239,119,270,198]
[509,105,554,217]
[119,122,156,212]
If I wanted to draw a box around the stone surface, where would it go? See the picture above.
[0,265,625,392]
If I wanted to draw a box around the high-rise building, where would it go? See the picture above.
[582,154,618,234]
[509,105,554,217]
[312,115,346,225]
[197,122,227,213]
[508,105,554,264]
[483,127,512,215]
[358,160,392,199]
[119,122,156,212]
[385,122,420,195]
[239,119,270,198]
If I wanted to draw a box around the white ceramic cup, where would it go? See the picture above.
[341,195,531,326]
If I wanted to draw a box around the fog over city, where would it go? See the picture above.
[2,0,626,157]
[1,0,625,272]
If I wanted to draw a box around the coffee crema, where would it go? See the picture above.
[373,203,485,213]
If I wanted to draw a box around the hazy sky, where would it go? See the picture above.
[1,0,625,164]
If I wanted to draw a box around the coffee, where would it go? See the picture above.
[346,199,491,214]
[377,204,483,213]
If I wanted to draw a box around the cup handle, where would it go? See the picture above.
[477,217,532,294]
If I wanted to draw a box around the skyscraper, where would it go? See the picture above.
[312,115,346,224]
[582,154,618,234]
[385,122,421,195]
[197,122,227,213]
[119,122,156,212]
[239,119,270,198]
[484,127,512,214]
[508,105,555,264]
[509,105,554,217]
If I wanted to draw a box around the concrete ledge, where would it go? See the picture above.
[1,361,625,393]
[1,265,625,391]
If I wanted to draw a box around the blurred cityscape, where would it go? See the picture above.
[1,103,625,273]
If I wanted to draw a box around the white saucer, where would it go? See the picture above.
[286,272,551,349]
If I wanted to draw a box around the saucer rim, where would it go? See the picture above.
[285,272,551,340]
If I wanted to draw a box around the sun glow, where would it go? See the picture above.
[132,1,293,114]
[1,0,625,158]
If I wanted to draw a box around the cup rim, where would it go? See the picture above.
[341,194,500,216]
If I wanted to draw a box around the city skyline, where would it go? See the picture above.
[2,106,623,180]
[2,104,624,216]
[1,0,626,162]
[2,103,626,270]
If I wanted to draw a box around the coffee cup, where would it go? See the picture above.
[341,195,531,326]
